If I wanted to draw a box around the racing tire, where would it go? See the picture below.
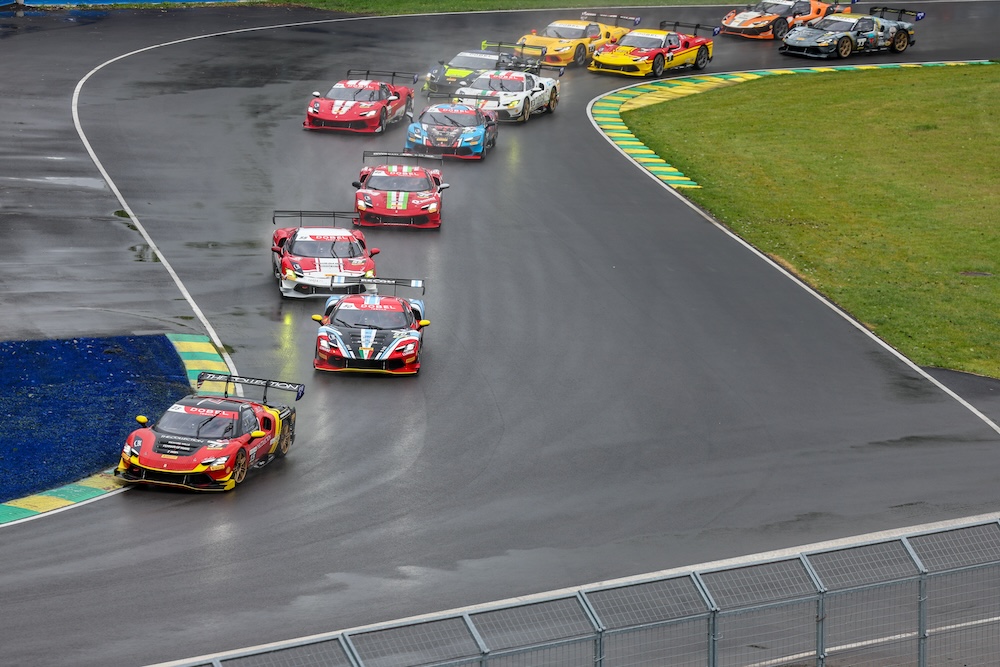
[652,54,665,77]
[836,36,853,58]
[771,18,789,39]
[545,89,558,114]
[693,46,710,70]
[275,427,292,459]
[403,95,414,120]
[889,28,909,53]
[573,44,587,66]
[231,449,249,487]
[519,100,531,123]
[375,108,388,133]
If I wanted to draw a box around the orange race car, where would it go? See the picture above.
[721,0,854,39]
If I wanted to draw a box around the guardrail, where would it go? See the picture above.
[159,517,1000,666]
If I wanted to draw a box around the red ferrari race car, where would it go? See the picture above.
[353,151,450,229]
[589,21,719,76]
[311,278,429,375]
[271,210,380,299]
[721,0,854,39]
[303,69,418,133]
[115,372,305,492]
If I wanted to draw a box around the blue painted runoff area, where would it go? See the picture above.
[0,335,192,504]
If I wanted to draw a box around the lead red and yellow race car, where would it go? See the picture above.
[116,373,305,492]
[721,0,854,40]
[589,21,719,76]
[353,151,449,229]
[304,69,417,133]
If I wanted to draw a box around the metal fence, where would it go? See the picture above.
[165,519,1000,667]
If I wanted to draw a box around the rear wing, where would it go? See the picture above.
[481,40,547,72]
[197,372,305,403]
[362,151,444,167]
[273,210,358,226]
[659,20,723,36]
[581,11,642,27]
[869,6,926,19]
[330,276,426,296]
[345,69,420,85]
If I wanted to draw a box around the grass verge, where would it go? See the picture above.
[622,64,1000,377]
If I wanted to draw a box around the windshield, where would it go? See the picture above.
[324,86,379,102]
[447,53,499,69]
[811,16,857,30]
[332,306,411,330]
[538,24,586,39]
[366,173,434,192]
[752,1,795,16]
[156,407,238,439]
[469,75,525,92]
[420,110,480,127]
[618,33,666,48]
[288,237,363,258]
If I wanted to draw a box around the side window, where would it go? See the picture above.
[587,24,600,37]
[856,18,874,31]
[240,408,258,435]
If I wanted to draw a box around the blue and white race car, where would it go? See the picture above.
[404,98,499,160]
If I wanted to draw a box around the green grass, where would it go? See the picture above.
[623,64,1000,377]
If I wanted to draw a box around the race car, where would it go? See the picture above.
[517,11,642,66]
[453,68,561,122]
[404,98,499,160]
[311,278,429,375]
[422,42,547,95]
[116,372,305,492]
[303,69,417,133]
[589,21,719,77]
[271,210,379,298]
[779,6,924,58]
[353,151,450,229]
[721,0,854,40]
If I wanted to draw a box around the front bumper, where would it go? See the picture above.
[303,114,379,133]
[279,276,373,298]
[589,57,653,77]
[405,142,485,160]
[314,351,420,375]
[357,210,441,229]
[115,460,235,491]
[779,42,838,58]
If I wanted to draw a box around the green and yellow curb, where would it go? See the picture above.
[0,333,228,525]
[591,60,996,189]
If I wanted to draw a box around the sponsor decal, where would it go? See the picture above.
[168,404,239,419]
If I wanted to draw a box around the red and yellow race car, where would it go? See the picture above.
[116,373,305,492]
[353,151,450,229]
[303,69,417,133]
[517,11,641,66]
[589,21,719,77]
[721,0,854,39]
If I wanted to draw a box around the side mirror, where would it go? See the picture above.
[311,91,321,98]
[438,183,450,191]
[388,94,400,101]
[352,181,362,189]
[136,415,148,425]
[271,244,282,253]
[610,36,618,43]
[534,84,544,92]
[369,248,380,256]
[419,319,431,328]
[250,430,266,439]
[311,314,323,322]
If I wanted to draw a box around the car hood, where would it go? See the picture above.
[292,257,372,277]
[314,99,379,118]
[358,189,438,211]
[132,428,235,464]
[785,26,846,43]
[323,326,420,360]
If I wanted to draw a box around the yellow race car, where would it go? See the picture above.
[589,21,719,77]
[517,11,641,66]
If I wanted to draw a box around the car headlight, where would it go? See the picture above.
[462,135,482,145]
[124,437,142,457]
[423,202,438,213]
[633,56,648,63]
[505,99,520,108]
[398,342,416,355]
[553,46,572,53]
[752,20,770,27]
[201,455,231,469]
[817,41,830,46]
[357,200,367,211]
[318,336,330,351]
[360,109,378,117]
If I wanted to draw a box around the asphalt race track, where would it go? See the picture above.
[2,4,1000,665]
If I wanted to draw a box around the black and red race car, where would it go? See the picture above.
[353,151,450,229]
[303,69,418,133]
[271,210,380,298]
[311,278,429,375]
[115,372,306,492]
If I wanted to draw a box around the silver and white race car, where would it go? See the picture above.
[453,69,561,122]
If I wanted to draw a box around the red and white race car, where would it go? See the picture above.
[311,278,430,375]
[353,151,450,229]
[271,210,379,298]
[453,69,561,122]
[116,373,305,492]
[303,69,417,133]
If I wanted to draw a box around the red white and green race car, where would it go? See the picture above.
[353,151,450,229]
